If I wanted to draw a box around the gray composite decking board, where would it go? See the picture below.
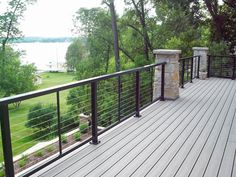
[218,109,236,177]
[61,78,221,176]
[44,78,212,177]
[232,150,236,177]
[203,88,236,177]
[164,80,234,177]
[186,81,236,177]
[72,79,222,177]
[158,80,236,177]
[36,79,221,177]
[124,79,230,177]
[31,78,236,177]
[99,79,226,177]
[144,79,232,177]
[175,79,236,177]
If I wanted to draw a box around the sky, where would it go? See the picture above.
[0,0,125,37]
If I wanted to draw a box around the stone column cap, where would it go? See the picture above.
[153,49,182,55]
[192,47,209,51]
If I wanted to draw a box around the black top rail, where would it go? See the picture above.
[0,62,166,105]
[179,55,201,88]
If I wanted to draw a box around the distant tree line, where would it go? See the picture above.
[11,37,75,43]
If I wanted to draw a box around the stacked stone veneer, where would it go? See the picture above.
[153,49,181,100]
[193,47,209,72]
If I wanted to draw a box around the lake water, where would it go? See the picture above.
[13,42,71,71]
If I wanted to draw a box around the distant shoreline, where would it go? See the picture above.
[11,37,75,43]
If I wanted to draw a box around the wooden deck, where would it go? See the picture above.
[32,78,236,177]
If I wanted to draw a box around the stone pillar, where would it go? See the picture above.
[153,49,181,100]
[192,47,209,72]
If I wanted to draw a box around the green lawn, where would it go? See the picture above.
[0,72,75,163]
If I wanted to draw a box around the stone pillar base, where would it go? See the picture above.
[153,49,181,100]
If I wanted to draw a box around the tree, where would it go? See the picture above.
[0,0,37,98]
[103,0,121,72]
[65,38,87,71]
[26,103,56,139]
[204,0,236,52]
[0,47,37,98]
[123,0,153,61]
[0,0,36,72]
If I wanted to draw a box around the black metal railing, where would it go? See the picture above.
[179,56,201,88]
[0,62,166,177]
[208,55,236,80]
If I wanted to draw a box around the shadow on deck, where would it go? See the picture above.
[32,78,236,177]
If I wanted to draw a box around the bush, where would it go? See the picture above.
[46,145,55,153]
[61,106,80,132]
[61,134,68,144]
[18,155,28,168]
[74,132,81,141]
[26,103,56,139]
[80,124,88,134]
[35,150,44,157]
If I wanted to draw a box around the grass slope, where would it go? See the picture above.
[0,72,75,163]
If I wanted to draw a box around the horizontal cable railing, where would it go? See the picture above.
[179,56,201,88]
[0,62,166,177]
[208,55,236,80]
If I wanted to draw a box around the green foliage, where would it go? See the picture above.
[0,170,4,177]
[18,155,28,168]
[74,132,81,141]
[0,163,4,177]
[35,150,44,157]
[208,41,230,56]
[66,38,87,71]
[46,145,55,153]
[61,134,68,144]
[26,103,56,139]
[61,106,80,132]
[0,47,37,98]
[80,124,88,134]
[67,85,91,114]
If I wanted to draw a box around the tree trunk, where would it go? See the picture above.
[109,1,121,72]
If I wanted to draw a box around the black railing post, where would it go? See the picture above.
[207,55,211,78]
[160,64,165,101]
[0,104,14,177]
[150,68,154,102]
[190,57,194,83]
[118,76,121,121]
[91,81,100,144]
[135,71,141,117]
[232,56,236,80]
[56,91,62,155]
[181,60,185,88]
[197,56,200,78]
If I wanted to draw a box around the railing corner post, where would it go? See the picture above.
[190,57,194,83]
[135,71,141,118]
[90,81,100,145]
[181,60,185,88]
[0,104,15,177]
[160,64,165,101]
[207,55,211,78]
[197,56,200,78]
[232,56,235,80]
